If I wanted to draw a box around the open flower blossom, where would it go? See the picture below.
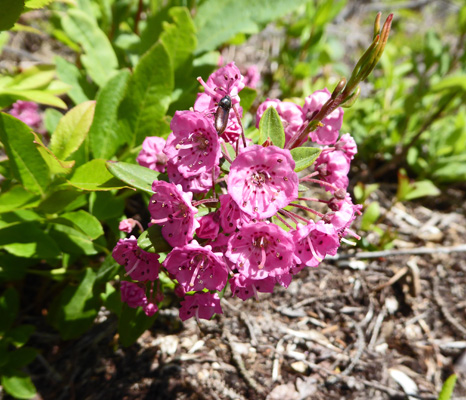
[163,241,228,292]
[197,62,244,105]
[137,136,168,173]
[292,221,340,268]
[226,222,299,280]
[112,236,160,281]
[256,99,305,145]
[164,110,222,178]
[148,181,199,247]
[303,88,343,145]
[179,292,223,321]
[228,145,298,219]
[112,60,363,321]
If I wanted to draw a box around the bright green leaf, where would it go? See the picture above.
[0,186,40,213]
[49,223,99,255]
[0,222,61,259]
[0,113,50,195]
[239,87,257,112]
[25,0,53,8]
[61,9,118,86]
[259,107,285,148]
[68,159,131,191]
[290,147,321,172]
[403,180,441,201]
[55,56,96,104]
[1,371,36,399]
[3,65,55,91]
[438,374,457,400]
[106,161,164,193]
[44,108,63,135]
[194,0,308,53]
[361,202,380,230]
[89,70,131,159]
[50,101,96,161]
[59,210,104,240]
[119,41,173,146]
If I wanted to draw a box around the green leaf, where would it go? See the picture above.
[0,287,19,335]
[431,75,466,93]
[0,186,40,213]
[0,253,35,281]
[437,374,457,400]
[403,180,441,201]
[48,223,99,255]
[119,41,173,146]
[118,304,157,347]
[0,88,67,108]
[259,107,285,148]
[89,69,131,159]
[160,7,197,72]
[44,108,63,135]
[25,0,53,8]
[49,268,100,340]
[89,191,125,221]
[37,190,83,214]
[55,56,96,105]
[137,224,171,253]
[0,113,50,195]
[106,161,163,193]
[61,9,118,86]
[361,202,380,231]
[50,101,96,161]
[59,210,104,240]
[239,86,257,112]
[7,325,35,347]
[0,222,61,259]
[1,371,36,400]
[0,0,24,31]
[2,65,55,91]
[6,347,37,369]
[68,159,131,191]
[290,147,321,172]
[194,0,308,53]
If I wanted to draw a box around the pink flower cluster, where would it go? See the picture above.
[116,63,361,322]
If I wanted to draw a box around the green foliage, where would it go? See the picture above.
[259,107,285,147]
[290,147,322,172]
[0,0,24,31]
[437,374,457,400]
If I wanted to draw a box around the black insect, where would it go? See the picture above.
[214,95,232,135]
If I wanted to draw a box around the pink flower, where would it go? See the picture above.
[227,145,298,219]
[218,194,254,233]
[335,133,357,160]
[163,241,228,292]
[303,88,343,145]
[119,218,137,233]
[167,161,219,194]
[230,274,275,301]
[327,194,362,237]
[226,222,298,280]
[136,136,168,173]
[179,292,223,321]
[9,101,42,131]
[314,149,351,193]
[120,281,147,308]
[242,65,260,89]
[292,221,340,268]
[256,99,305,145]
[194,93,243,144]
[197,62,244,105]
[196,212,220,240]
[112,236,160,281]
[143,302,158,317]
[164,111,222,178]
[148,181,199,247]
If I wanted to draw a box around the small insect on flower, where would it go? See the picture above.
[214,95,232,135]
